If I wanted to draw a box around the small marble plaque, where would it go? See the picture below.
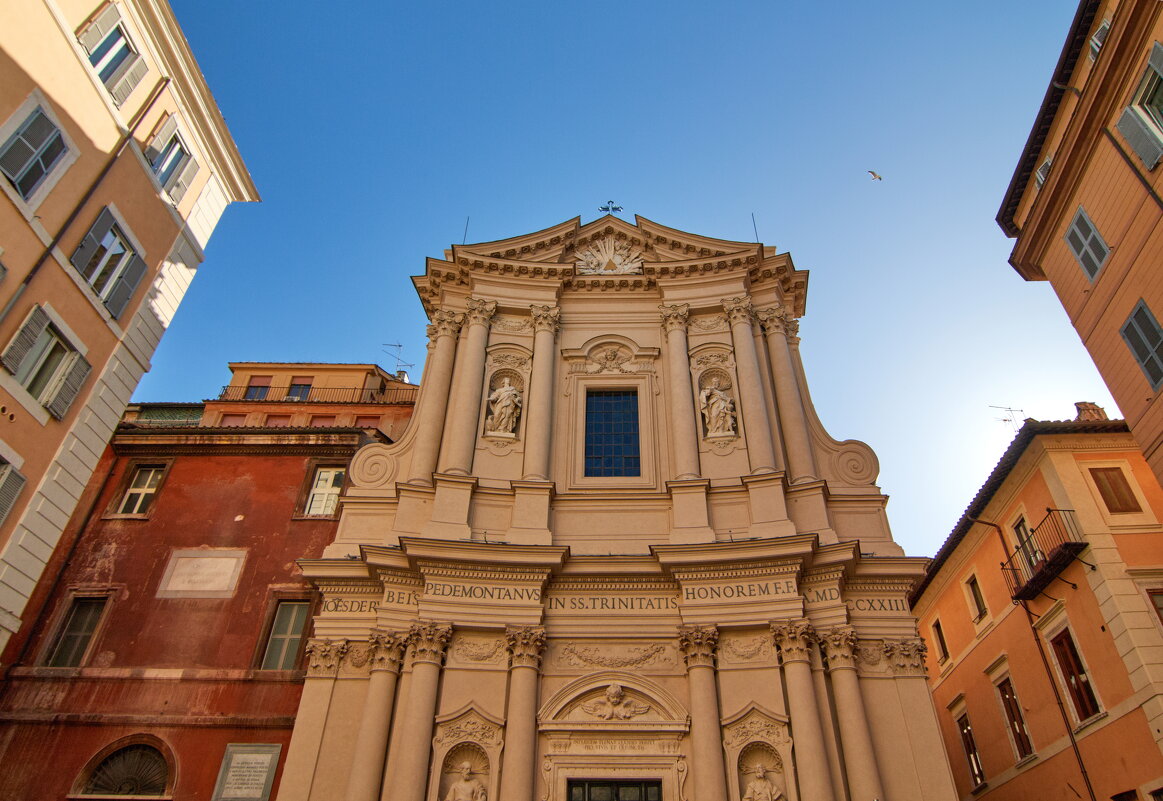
[157,549,246,598]
[212,743,281,801]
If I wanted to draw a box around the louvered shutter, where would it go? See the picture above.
[1150,41,1163,74]
[103,253,146,318]
[167,155,199,203]
[1117,108,1163,169]
[46,354,91,420]
[144,115,178,168]
[109,55,147,106]
[0,463,25,526]
[78,3,122,53]
[71,207,118,274]
[1,305,50,374]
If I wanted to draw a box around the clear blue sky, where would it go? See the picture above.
[141,0,1116,557]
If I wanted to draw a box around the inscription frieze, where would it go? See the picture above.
[425,581,542,602]
[546,594,678,611]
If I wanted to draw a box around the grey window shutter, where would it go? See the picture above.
[71,207,118,274]
[1150,42,1163,76]
[144,115,178,167]
[1117,107,1163,169]
[78,3,122,53]
[0,463,25,526]
[109,54,147,107]
[46,354,91,420]
[103,253,147,318]
[1,305,50,374]
[168,155,199,203]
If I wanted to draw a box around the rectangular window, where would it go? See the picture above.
[219,413,246,427]
[1118,42,1163,169]
[932,619,950,661]
[286,377,313,401]
[1013,516,1043,571]
[1111,791,1139,801]
[584,390,640,477]
[1149,590,1163,624]
[1089,19,1110,61]
[45,597,107,667]
[1089,467,1143,514]
[1122,300,1163,390]
[143,116,200,203]
[265,414,291,427]
[997,677,1034,759]
[309,415,336,427]
[967,575,988,621]
[1065,207,1110,280]
[70,208,147,318]
[567,781,662,801]
[78,4,148,105]
[1035,157,1052,188]
[0,457,27,527]
[355,415,380,428]
[244,375,271,401]
[260,600,310,670]
[1051,629,1101,721]
[0,107,67,199]
[304,467,345,516]
[117,464,164,514]
[1,305,91,419]
[956,713,986,787]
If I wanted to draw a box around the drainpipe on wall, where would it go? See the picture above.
[968,517,1097,801]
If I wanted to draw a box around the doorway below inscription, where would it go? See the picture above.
[568,779,662,801]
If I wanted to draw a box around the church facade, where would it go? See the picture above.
[279,216,956,801]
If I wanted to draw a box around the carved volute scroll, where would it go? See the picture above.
[678,625,719,669]
[429,309,463,341]
[530,304,560,334]
[721,297,755,326]
[367,629,406,673]
[770,619,817,664]
[883,637,928,677]
[659,303,690,332]
[505,626,547,670]
[820,625,859,671]
[408,621,453,667]
[464,297,497,328]
[305,639,348,677]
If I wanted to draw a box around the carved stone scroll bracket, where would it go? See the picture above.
[883,637,928,677]
[770,619,817,665]
[506,626,547,670]
[820,625,859,672]
[677,625,719,669]
[407,621,453,667]
[305,638,348,677]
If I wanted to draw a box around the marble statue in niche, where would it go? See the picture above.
[484,376,521,436]
[581,683,650,720]
[741,765,784,801]
[443,762,487,801]
[700,375,736,437]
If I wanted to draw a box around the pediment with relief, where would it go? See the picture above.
[538,671,688,733]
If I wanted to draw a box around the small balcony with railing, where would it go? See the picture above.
[1001,509,1089,602]
[214,385,418,405]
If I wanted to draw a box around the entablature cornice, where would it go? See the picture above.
[668,561,801,584]
[399,536,569,570]
[296,559,378,581]
[652,533,819,567]
[548,577,680,593]
[415,560,554,584]
[112,431,365,455]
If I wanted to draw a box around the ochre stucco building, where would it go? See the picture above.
[277,216,957,801]
[912,405,1163,801]
[0,0,257,652]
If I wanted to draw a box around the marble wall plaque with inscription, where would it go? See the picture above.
[156,549,246,598]
[211,743,281,801]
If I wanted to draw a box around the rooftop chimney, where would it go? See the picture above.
[1074,401,1108,422]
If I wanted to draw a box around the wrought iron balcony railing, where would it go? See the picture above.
[214,385,418,404]
[1001,508,1088,602]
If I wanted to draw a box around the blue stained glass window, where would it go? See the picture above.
[584,390,640,477]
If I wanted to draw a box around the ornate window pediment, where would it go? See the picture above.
[538,670,689,733]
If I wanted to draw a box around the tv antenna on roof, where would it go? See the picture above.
[381,343,414,374]
[989,405,1025,433]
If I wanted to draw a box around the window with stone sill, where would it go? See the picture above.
[259,599,310,670]
[1119,42,1163,169]
[996,677,1034,760]
[70,207,147,320]
[1089,466,1142,514]
[966,575,988,623]
[0,106,67,200]
[1051,628,1101,722]
[43,595,108,668]
[302,466,346,517]
[1122,300,1163,390]
[78,3,148,106]
[2,305,91,420]
[932,619,950,663]
[73,738,173,799]
[114,464,166,516]
[584,389,640,477]
[956,712,987,788]
[0,456,26,528]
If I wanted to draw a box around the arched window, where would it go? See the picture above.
[75,737,173,798]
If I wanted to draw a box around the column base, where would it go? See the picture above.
[421,473,478,540]
[741,473,797,538]
[786,479,837,545]
[506,480,553,545]
[667,479,715,543]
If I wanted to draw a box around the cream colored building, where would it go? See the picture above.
[280,216,956,801]
[0,0,256,650]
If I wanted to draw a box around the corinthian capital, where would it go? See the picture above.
[305,638,348,676]
[407,621,453,666]
[883,637,928,677]
[530,304,560,334]
[721,297,754,325]
[367,629,406,672]
[771,619,817,664]
[820,625,859,671]
[678,625,719,669]
[428,309,463,340]
[755,304,789,335]
[506,625,548,670]
[464,297,498,327]
[658,303,690,333]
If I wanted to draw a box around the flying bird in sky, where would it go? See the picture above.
[868,170,883,181]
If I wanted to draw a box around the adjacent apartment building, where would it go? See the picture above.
[0,0,258,651]
[0,362,416,800]
[998,0,1163,488]
[912,404,1163,801]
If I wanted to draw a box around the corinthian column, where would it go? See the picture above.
[722,297,777,473]
[660,304,700,479]
[523,305,560,480]
[678,626,728,801]
[498,626,547,801]
[345,631,406,801]
[821,626,884,801]
[410,311,463,483]
[389,622,452,801]
[756,306,817,482]
[441,298,496,475]
[771,620,835,801]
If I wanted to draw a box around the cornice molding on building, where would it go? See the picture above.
[297,558,380,581]
[547,576,679,593]
[127,0,259,202]
[399,536,569,570]
[652,533,819,567]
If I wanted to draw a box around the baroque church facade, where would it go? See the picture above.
[280,216,956,801]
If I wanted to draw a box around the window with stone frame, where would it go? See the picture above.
[584,389,640,477]
[116,464,166,515]
[1051,628,1101,721]
[44,595,108,667]
[1089,466,1143,514]
[956,712,986,788]
[259,599,310,670]
[996,677,1034,760]
[2,305,91,419]
[303,466,345,516]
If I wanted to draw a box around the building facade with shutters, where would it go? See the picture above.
[0,362,417,800]
[912,406,1163,801]
[998,0,1163,490]
[274,216,958,801]
[0,0,258,652]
